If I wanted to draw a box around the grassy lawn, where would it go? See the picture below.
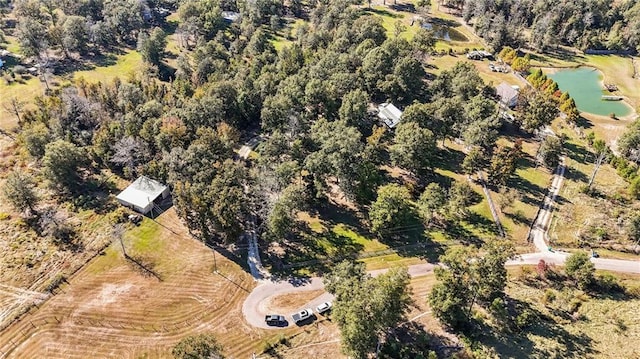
[126,218,163,253]
[0,75,42,130]
[73,49,143,84]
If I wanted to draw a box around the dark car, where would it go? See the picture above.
[265,314,286,326]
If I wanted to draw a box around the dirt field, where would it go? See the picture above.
[0,209,281,358]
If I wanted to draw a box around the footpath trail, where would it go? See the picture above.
[241,155,640,330]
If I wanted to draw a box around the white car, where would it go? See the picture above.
[292,308,313,323]
[316,302,332,314]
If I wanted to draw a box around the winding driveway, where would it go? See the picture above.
[242,157,640,329]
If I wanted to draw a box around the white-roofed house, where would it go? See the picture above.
[377,103,403,129]
[496,82,519,108]
[116,176,170,215]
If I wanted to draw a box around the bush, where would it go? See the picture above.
[541,288,556,305]
[595,273,624,293]
[13,65,26,74]
[515,308,535,329]
[626,285,640,298]
[46,274,66,292]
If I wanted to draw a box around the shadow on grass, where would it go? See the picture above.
[433,147,466,174]
[381,321,462,358]
[575,116,593,129]
[564,142,594,165]
[505,209,529,225]
[443,220,484,247]
[362,8,403,18]
[563,166,589,184]
[389,3,415,12]
[466,212,499,236]
[471,297,596,358]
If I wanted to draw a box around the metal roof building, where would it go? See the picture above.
[116,176,170,215]
[496,82,519,108]
[377,103,403,129]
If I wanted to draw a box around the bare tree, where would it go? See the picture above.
[3,97,24,124]
[111,136,146,176]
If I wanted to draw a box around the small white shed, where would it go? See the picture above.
[378,103,403,129]
[116,176,170,215]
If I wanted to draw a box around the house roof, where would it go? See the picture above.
[116,176,167,209]
[496,82,519,104]
[377,103,402,128]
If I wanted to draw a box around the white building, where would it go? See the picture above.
[377,103,403,129]
[116,176,170,215]
[496,82,520,108]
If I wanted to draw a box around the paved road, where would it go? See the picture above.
[241,155,639,330]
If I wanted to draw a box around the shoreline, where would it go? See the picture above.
[539,65,636,119]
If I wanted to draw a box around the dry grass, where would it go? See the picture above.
[546,121,640,257]
[266,290,326,314]
[0,209,288,358]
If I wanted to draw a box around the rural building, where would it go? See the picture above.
[222,11,241,22]
[377,103,402,129]
[496,82,519,108]
[466,50,493,60]
[116,176,170,215]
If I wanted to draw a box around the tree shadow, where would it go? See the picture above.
[444,220,484,247]
[505,210,529,225]
[507,175,545,207]
[389,3,416,13]
[433,146,466,174]
[362,8,403,19]
[381,321,462,358]
[575,116,593,129]
[471,297,596,358]
[564,142,594,165]
[466,211,499,236]
[563,166,589,184]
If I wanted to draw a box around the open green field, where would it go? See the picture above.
[73,50,143,84]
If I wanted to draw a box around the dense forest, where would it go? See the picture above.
[2,0,551,248]
[461,0,640,52]
[3,0,640,358]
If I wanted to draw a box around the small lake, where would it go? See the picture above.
[421,22,467,42]
[548,67,632,117]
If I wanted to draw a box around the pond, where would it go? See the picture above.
[547,67,632,117]
[421,22,468,42]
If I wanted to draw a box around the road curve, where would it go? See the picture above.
[242,156,639,329]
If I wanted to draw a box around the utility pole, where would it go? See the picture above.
[587,150,606,190]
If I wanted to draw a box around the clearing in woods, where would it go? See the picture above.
[0,209,286,358]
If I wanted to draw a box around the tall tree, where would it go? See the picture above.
[538,135,563,169]
[325,261,412,359]
[564,251,595,290]
[42,140,90,193]
[390,122,436,178]
[172,333,225,359]
[137,27,167,66]
[369,183,414,235]
[2,170,39,214]
[518,90,558,133]
[429,239,513,330]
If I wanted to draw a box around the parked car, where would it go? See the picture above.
[316,302,332,314]
[265,314,286,326]
[291,308,313,323]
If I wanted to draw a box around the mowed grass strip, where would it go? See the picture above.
[0,208,286,359]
